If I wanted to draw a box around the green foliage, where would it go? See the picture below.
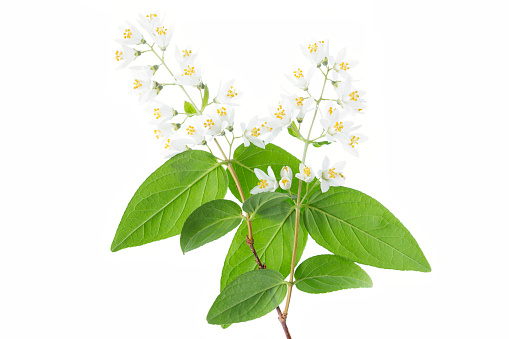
[207,269,287,325]
[180,199,243,253]
[242,192,290,216]
[201,85,209,111]
[312,140,332,147]
[184,101,197,114]
[228,144,302,202]
[294,254,373,294]
[287,121,305,141]
[110,150,227,252]
[221,200,307,290]
[301,186,431,272]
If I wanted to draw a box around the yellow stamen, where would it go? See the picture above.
[154,129,162,139]
[182,65,195,76]
[338,62,349,71]
[328,106,336,115]
[251,127,261,137]
[293,68,304,79]
[153,108,161,119]
[156,26,167,36]
[281,178,289,185]
[115,51,123,61]
[182,49,192,58]
[333,121,344,133]
[303,167,311,176]
[328,167,338,178]
[146,14,158,20]
[187,126,196,135]
[164,138,171,149]
[226,86,238,99]
[217,107,227,116]
[203,119,214,129]
[274,104,286,120]
[258,179,268,189]
[295,97,304,106]
[133,79,142,90]
[349,91,359,101]
[308,43,318,53]
[123,29,132,40]
[349,136,360,148]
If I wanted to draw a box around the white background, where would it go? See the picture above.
[1,0,508,338]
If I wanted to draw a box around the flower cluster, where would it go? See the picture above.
[115,14,367,193]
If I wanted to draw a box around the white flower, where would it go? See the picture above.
[130,66,157,102]
[330,48,358,80]
[295,163,315,183]
[152,122,178,142]
[151,18,174,50]
[114,46,137,69]
[285,95,314,122]
[286,66,314,90]
[213,105,235,129]
[138,12,160,35]
[159,137,188,158]
[335,79,367,114]
[174,45,197,64]
[146,102,176,123]
[117,22,144,45]
[250,167,278,194]
[179,116,206,146]
[201,114,227,137]
[316,156,346,193]
[336,129,367,157]
[219,80,241,104]
[302,39,328,65]
[319,108,349,142]
[241,116,265,149]
[269,98,295,130]
[175,62,202,86]
[215,80,242,105]
[279,166,293,190]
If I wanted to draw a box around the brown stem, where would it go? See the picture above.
[213,138,291,338]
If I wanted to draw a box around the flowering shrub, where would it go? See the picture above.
[111,12,430,338]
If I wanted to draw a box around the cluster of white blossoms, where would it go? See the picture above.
[248,39,368,193]
[115,14,367,193]
[115,13,242,158]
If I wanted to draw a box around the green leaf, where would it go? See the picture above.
[221,200,307,290]
[242,192,289,216]
[312,140,331,147]
[228,144,302,202]
[111,150,228,252]
[221,324,231,329]
[201,85,209,111]
[184,101,197,114]
[207,269,287,325]
[287,121,305,141]
[294,254,373,294]
[180,199,243,253]
[301,186,431,272]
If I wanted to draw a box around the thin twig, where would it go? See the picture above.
[213,138,291,339]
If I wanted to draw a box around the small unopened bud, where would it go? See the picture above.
[150,65,159,75]
[134,50,142,58]
[213,97,219,104]
[172,123,181,130]
[331,80,339,88]
[296,117,303,124]
[226,125,234,132]
[199,82,206,89]
[200,140,207,146]
[322,57,328,66]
